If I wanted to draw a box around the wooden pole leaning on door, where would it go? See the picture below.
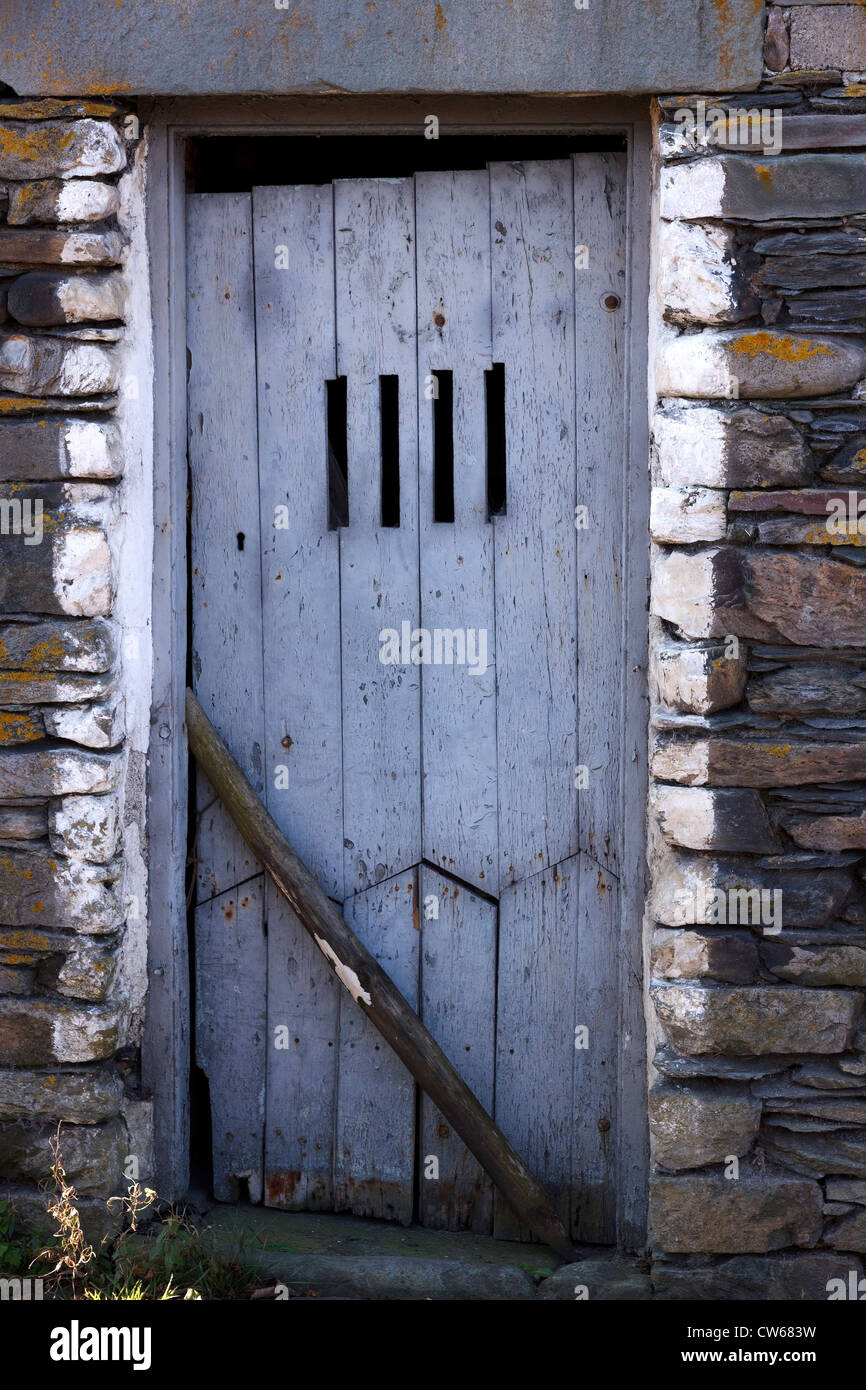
[186,687,577,1262]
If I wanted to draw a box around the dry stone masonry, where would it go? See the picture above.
[0,97,139,1237]
[649,8,866,1297]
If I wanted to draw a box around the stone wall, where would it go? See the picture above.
[0,99,151,1237]
[648,10,866,1297]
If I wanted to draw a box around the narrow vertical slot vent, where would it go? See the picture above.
[485,363,506,519]
[326,376,349,530]
[433,369,454,523]
[380,374,400,528]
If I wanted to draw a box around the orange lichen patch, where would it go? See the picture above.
[0,929,52,951]
[78,79,133,97]
[843,84,866,97]
[1,855,34,877]
[19,634,74,670]
[434,1,446,29]
[0,710,42,742]
[0,100,122,119]
[761,743,791,757]
[730,332,833,363]
[0,396,53,415]
[0,123,74,165]
[807,525,866,546]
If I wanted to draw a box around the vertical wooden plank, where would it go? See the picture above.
[570,153,630,1245]
[415,171,497,1233]
[252,184,342,1210]
[335,178,421,896]
[574,153,628,879]
[416,169,497,893]
[418,864,495,1232]
[144,115,189,1201]
[187,192,267,1201]
[490,160,578,889]
[494,854,579,1240]
[572,851,618,1243]
[194,881,267,1203]
[335,870,419,1224]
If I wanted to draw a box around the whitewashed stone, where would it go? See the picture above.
[661,159,726,220]
[0,333,117,396]
[651,486,727,543]
[0,748,121,798]
[651,785,777,852]
[653,735,866,787]
[655,641,747,713]
[7,178,120,225]
[658,220,751,326]
[655,547,866,647]
[653,405,809,489]
[0,120,125,180]
[64,420,121,478]
[0,997,119,1064]
[53,526,113,616]
[652,549,716,637]
[652,928,758,983]
[49,793,120,863]
[657,327,866,399]
[652,739,710,785]
[661,155,866,222]
[43,691,124,749]
[652,850,850,928]
[39,938,118,1001]
[8,272,126,326]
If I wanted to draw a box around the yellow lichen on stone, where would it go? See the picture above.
[730,332,833,363]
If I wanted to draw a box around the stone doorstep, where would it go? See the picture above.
[203,1204,648,1301]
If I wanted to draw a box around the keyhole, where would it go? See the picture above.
[236,532,245,550]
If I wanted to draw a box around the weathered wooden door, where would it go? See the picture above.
[187,153,635,1243]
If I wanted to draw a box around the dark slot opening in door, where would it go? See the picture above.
[485,363,506,518]
[380,374,400,528]
[326,376,349,529]
[433,370,454,523]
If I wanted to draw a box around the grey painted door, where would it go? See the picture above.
[186,154,639,1242]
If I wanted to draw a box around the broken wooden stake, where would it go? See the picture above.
[186,686,578,1262]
